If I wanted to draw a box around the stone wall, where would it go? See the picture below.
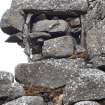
[1,0,105,105]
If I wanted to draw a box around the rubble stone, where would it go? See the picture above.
[32,19,68,35]
[0,71,14,84]
[0,82,24,104]
[32,54,43,61]
[42,36,74,58]
[0,9,24,35]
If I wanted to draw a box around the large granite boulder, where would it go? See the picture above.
[3,96,44,105]
[64,68,105,105]
[10,0,88,15]
[15,58,85,89]
[42,36,74,58]
[0,9,24,35]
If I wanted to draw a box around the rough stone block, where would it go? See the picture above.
[32,20,68,35]
[15,58,85,89]
[0,82,24,104]
[0,9,24,35]
[11,0,88,15]
[42,36,74,58]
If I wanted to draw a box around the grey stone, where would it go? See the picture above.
[0,71,14,84]
[0,9,24,35]
[86,24,105,56]
[15,58,85,89]
[0,82,24,104]
[11,0,88,15]
[42,36,74,58]
[74,101,101,105]
[29,32,51,40]
[8,82,25,100]
[32,54,43,61]
[32,19,68,35]
[84,0,105,31]
[3,96,44,105]
[81,0,105,56]
[75,45,86,54]
[5,32,22,43]
[63,68,105,105]
[0,82,24,98]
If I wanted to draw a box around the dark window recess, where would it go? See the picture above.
[97,65,105,72]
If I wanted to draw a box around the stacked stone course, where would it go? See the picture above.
[1,0,105,105]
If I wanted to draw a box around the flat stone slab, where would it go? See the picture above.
[3,96,44,105]
[32,19,68,34]
[15,58,85,89]
[11,0,88,15]
[42,36,74,58]
[0,9,24,35]
[64,68,105,104]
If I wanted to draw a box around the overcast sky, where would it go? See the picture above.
[0,0,27,74]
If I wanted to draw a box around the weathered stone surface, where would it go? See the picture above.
[3,96,44,105]
[0,71,14,84]
[83,0,105,31]
[0,82,24,104]
[8,82,25,100]
[42,36,74,58]
[32,20,68,35]
[0,82,24,98]
[86,24,105,56]
[74,101,101,105]
[15,58,85,89]
[29,32,51,40]
[64,68,105,104]
[11,0,88,15]
[82,0,105,56]
[0,9,24,35]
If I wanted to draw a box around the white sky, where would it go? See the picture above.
[0,0,27,74]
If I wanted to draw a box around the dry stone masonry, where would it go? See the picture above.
[1,0,105,105]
